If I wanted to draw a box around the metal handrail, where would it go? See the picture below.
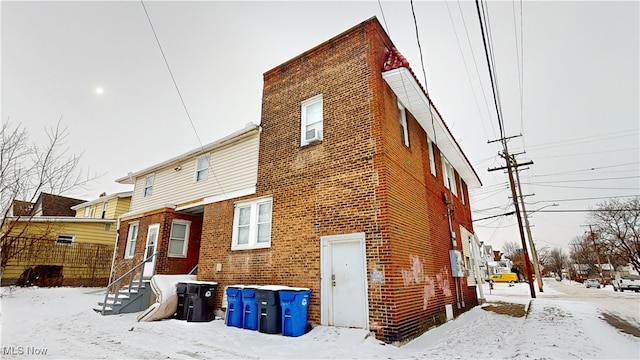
[188,264,198,275]
[100,253,156,315]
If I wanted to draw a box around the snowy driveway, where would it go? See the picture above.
[1,279,638,359]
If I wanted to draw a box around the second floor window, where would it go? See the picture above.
[101,202,108,219]
[301,94,323,145]
[195,155,209,182]
[83,207,90,217]
[442,156,458,196]
[428,138,436,176]
[398,102,409,147]
[144,174,154,197]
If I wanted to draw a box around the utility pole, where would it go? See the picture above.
[513,161,544,293]
[488,137,536,299]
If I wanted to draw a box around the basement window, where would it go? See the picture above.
[56,234,75,245]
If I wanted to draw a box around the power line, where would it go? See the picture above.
[531,195,639,203]
[532,162,639,177]
[140,0,227,199]
[530,184,639,190]
[377,0,390,35]
[532,176,639,184]
[140,0,203,148]
[534,147,639,159]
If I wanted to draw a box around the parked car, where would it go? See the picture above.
[612,273,640,292]
[584,279,601,288]
[485,273,519,284]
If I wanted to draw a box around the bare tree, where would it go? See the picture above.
[1,119,94,275]
[588,197,640,273]
[502,240,526,279]
[547,247,567,278]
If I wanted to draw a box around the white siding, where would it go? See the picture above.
[129,132,259,212]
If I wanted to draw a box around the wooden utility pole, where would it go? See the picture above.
[488,139,536,299]
[512,162,544,292]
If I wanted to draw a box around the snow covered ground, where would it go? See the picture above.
[1,279,638,359]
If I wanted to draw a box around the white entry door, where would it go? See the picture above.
[143,224,159,278]
[321,233,368,329]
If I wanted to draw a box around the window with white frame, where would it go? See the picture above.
[301,94,323,145]
[168,220,190,257]
[83,206,90,217]
[124,223,139,259]
[195,155,209,182]
[398,102,409,147]
[428,138,436,176]
[143,174,154,197]
[459,178,466,205]
[442,155,458,196]
[56,234,74,245]
[101,202,108,219]
[232,197,273,250]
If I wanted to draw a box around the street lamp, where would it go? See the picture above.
[524,203,559,293]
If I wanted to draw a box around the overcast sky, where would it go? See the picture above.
[2,0,638,253]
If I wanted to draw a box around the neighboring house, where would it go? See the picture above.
[1,192,131,286]
[111,17,482,343]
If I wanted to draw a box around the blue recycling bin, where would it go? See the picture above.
[279,289,312,337]
[241,287,259,330]
[225,286,244,328]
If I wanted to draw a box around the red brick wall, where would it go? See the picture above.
[196,18,478,343]
[113,208,201,280]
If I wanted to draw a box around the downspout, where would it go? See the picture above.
[470,234,485,303]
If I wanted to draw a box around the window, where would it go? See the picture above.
[301,94,323,145]
[124,223,139,259]
[101,202,108,219]
[232,197,273,250]
[143,174,154,197]
[459,178,466,205]
[442,155,457,196]
[398,102,409,147]
[104,223,112,232]
[428,138,436,176]
[56,234,74,245]
[168,220,190,257]
[83,207,90,217]
[195,155,209,182]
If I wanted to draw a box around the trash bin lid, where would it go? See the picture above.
[258,285,291,291]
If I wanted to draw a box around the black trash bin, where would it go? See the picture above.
[174,282,190,320]
[186,282,218,322]
[256,286,286,334]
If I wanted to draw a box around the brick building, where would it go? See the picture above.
[111,17,482,343]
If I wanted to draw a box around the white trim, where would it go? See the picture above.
[168,220,191,257]
[320,232,369,330]
[382,68,481,188]
[203,186,256,205]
